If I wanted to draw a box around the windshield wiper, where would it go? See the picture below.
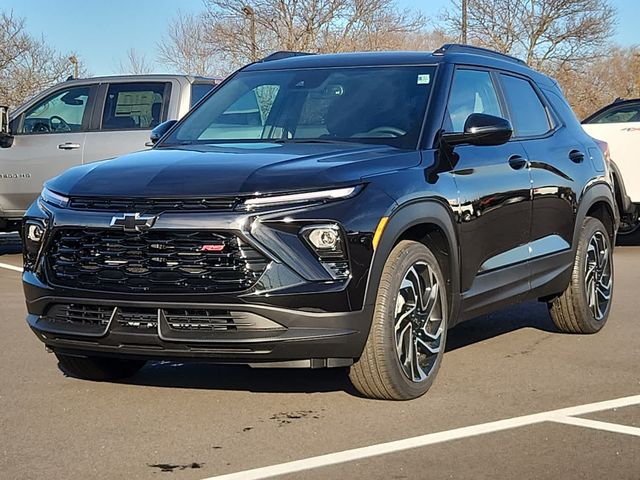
[271,138,349,144]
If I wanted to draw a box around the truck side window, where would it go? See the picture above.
[101,83,169,130]
[445,69,502,132]
[21,86,91,134]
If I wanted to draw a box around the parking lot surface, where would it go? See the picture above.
[0,238,638,479]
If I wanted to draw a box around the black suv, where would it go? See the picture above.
[23,45,617,400]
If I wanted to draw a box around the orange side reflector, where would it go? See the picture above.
[372,217,389,251]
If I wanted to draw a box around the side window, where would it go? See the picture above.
[21,86,91,134]
[500,74,551,137]
[590,104,640,124]
[190,83,215,107]
[446,69,502,132]
[101,83,169,130]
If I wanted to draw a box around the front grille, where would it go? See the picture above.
[68,197,238,212]
[47,229,269,293]
[46,303,113,328]
[164,309,253,331]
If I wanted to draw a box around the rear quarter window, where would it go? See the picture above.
[500,74,551,137]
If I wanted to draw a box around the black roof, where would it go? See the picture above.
[243,45,554,87]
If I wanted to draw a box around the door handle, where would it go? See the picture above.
[58,143,80,150]
[569,150,585,163]
[508,155,528,170]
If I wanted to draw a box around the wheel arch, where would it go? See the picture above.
[364,199,461,326]
[575,183,618,249]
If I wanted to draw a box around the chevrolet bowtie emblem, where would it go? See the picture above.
[110,213,157,232]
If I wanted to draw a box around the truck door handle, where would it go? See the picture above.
[569,150,584,163]
[58,143,80,150]
[508,155,528,170]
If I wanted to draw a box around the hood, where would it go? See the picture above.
[46,142,420,198]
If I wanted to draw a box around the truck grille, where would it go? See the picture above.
[47,229,268,293]
[68,196,238,212]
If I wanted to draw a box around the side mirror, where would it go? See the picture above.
[0,106,14,148]
[442,113,513,147]
[149,119,178,145]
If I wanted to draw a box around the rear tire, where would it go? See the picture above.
[548,217,613,333]
[350,240,448,400]
[56,353,146,381]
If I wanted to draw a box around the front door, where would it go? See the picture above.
[0,84,95,215]
[443,68,532,310]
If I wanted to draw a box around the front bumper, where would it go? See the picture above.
[26,294,373,365]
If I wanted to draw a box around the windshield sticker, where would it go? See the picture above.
[417,74,431,85]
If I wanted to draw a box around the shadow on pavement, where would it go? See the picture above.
[446,300,559,352]
[116,362,359,395]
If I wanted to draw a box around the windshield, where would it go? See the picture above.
[161,65,436,150]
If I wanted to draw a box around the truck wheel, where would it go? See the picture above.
[56,353,146,381]
[350,240,447,400]
[616,217,640,246]
[548,217,613,333]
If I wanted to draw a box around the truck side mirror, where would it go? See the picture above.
[0,106,14,148]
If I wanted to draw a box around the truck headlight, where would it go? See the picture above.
[300,223,350,280]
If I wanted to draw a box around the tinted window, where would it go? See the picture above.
[163,66,435,149]
[445,69,502,132]
[588,103,640,124]
[21,86,91,134]
[500,74,551,136]
[190,83,215,107]
[101,83,168,130]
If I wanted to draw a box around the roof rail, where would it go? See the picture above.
[260,51,315,62]
[433,44,526,66]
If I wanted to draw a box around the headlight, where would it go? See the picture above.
[41,187,69,208]
[242,186,358,209]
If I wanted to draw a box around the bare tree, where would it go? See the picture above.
[157,11,221,76]
[118,48,153,75]
[556,45,640,118]
[0,10,86,110]
[443,0,616,71]
[157,0,428,75]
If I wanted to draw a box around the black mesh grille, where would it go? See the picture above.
[68,197,238,212]
[47,229,268,293]
[46,303,113,328]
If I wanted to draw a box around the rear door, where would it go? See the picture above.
[444,68,532,306]
[82,81,173,163]
[0,83,96,215]
[497,73,583,287]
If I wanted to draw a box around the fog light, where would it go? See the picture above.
[301,224,346,260]
[307,227,339,250]
[27,224,44,243]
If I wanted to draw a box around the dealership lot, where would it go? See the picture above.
[0,239,638,480]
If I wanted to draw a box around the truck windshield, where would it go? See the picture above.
[161,65,436,150]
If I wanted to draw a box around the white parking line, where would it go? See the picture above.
[0,262,23,273]
[549,415,640,437]
[202,394,640,480]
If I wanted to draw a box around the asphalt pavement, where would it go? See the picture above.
[0,238,638,479]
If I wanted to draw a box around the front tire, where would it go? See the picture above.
[350,240,448,400]
[548,217,613,333]
[56,353,146,381]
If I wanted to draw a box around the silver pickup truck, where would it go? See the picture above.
[0,74,220,231]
